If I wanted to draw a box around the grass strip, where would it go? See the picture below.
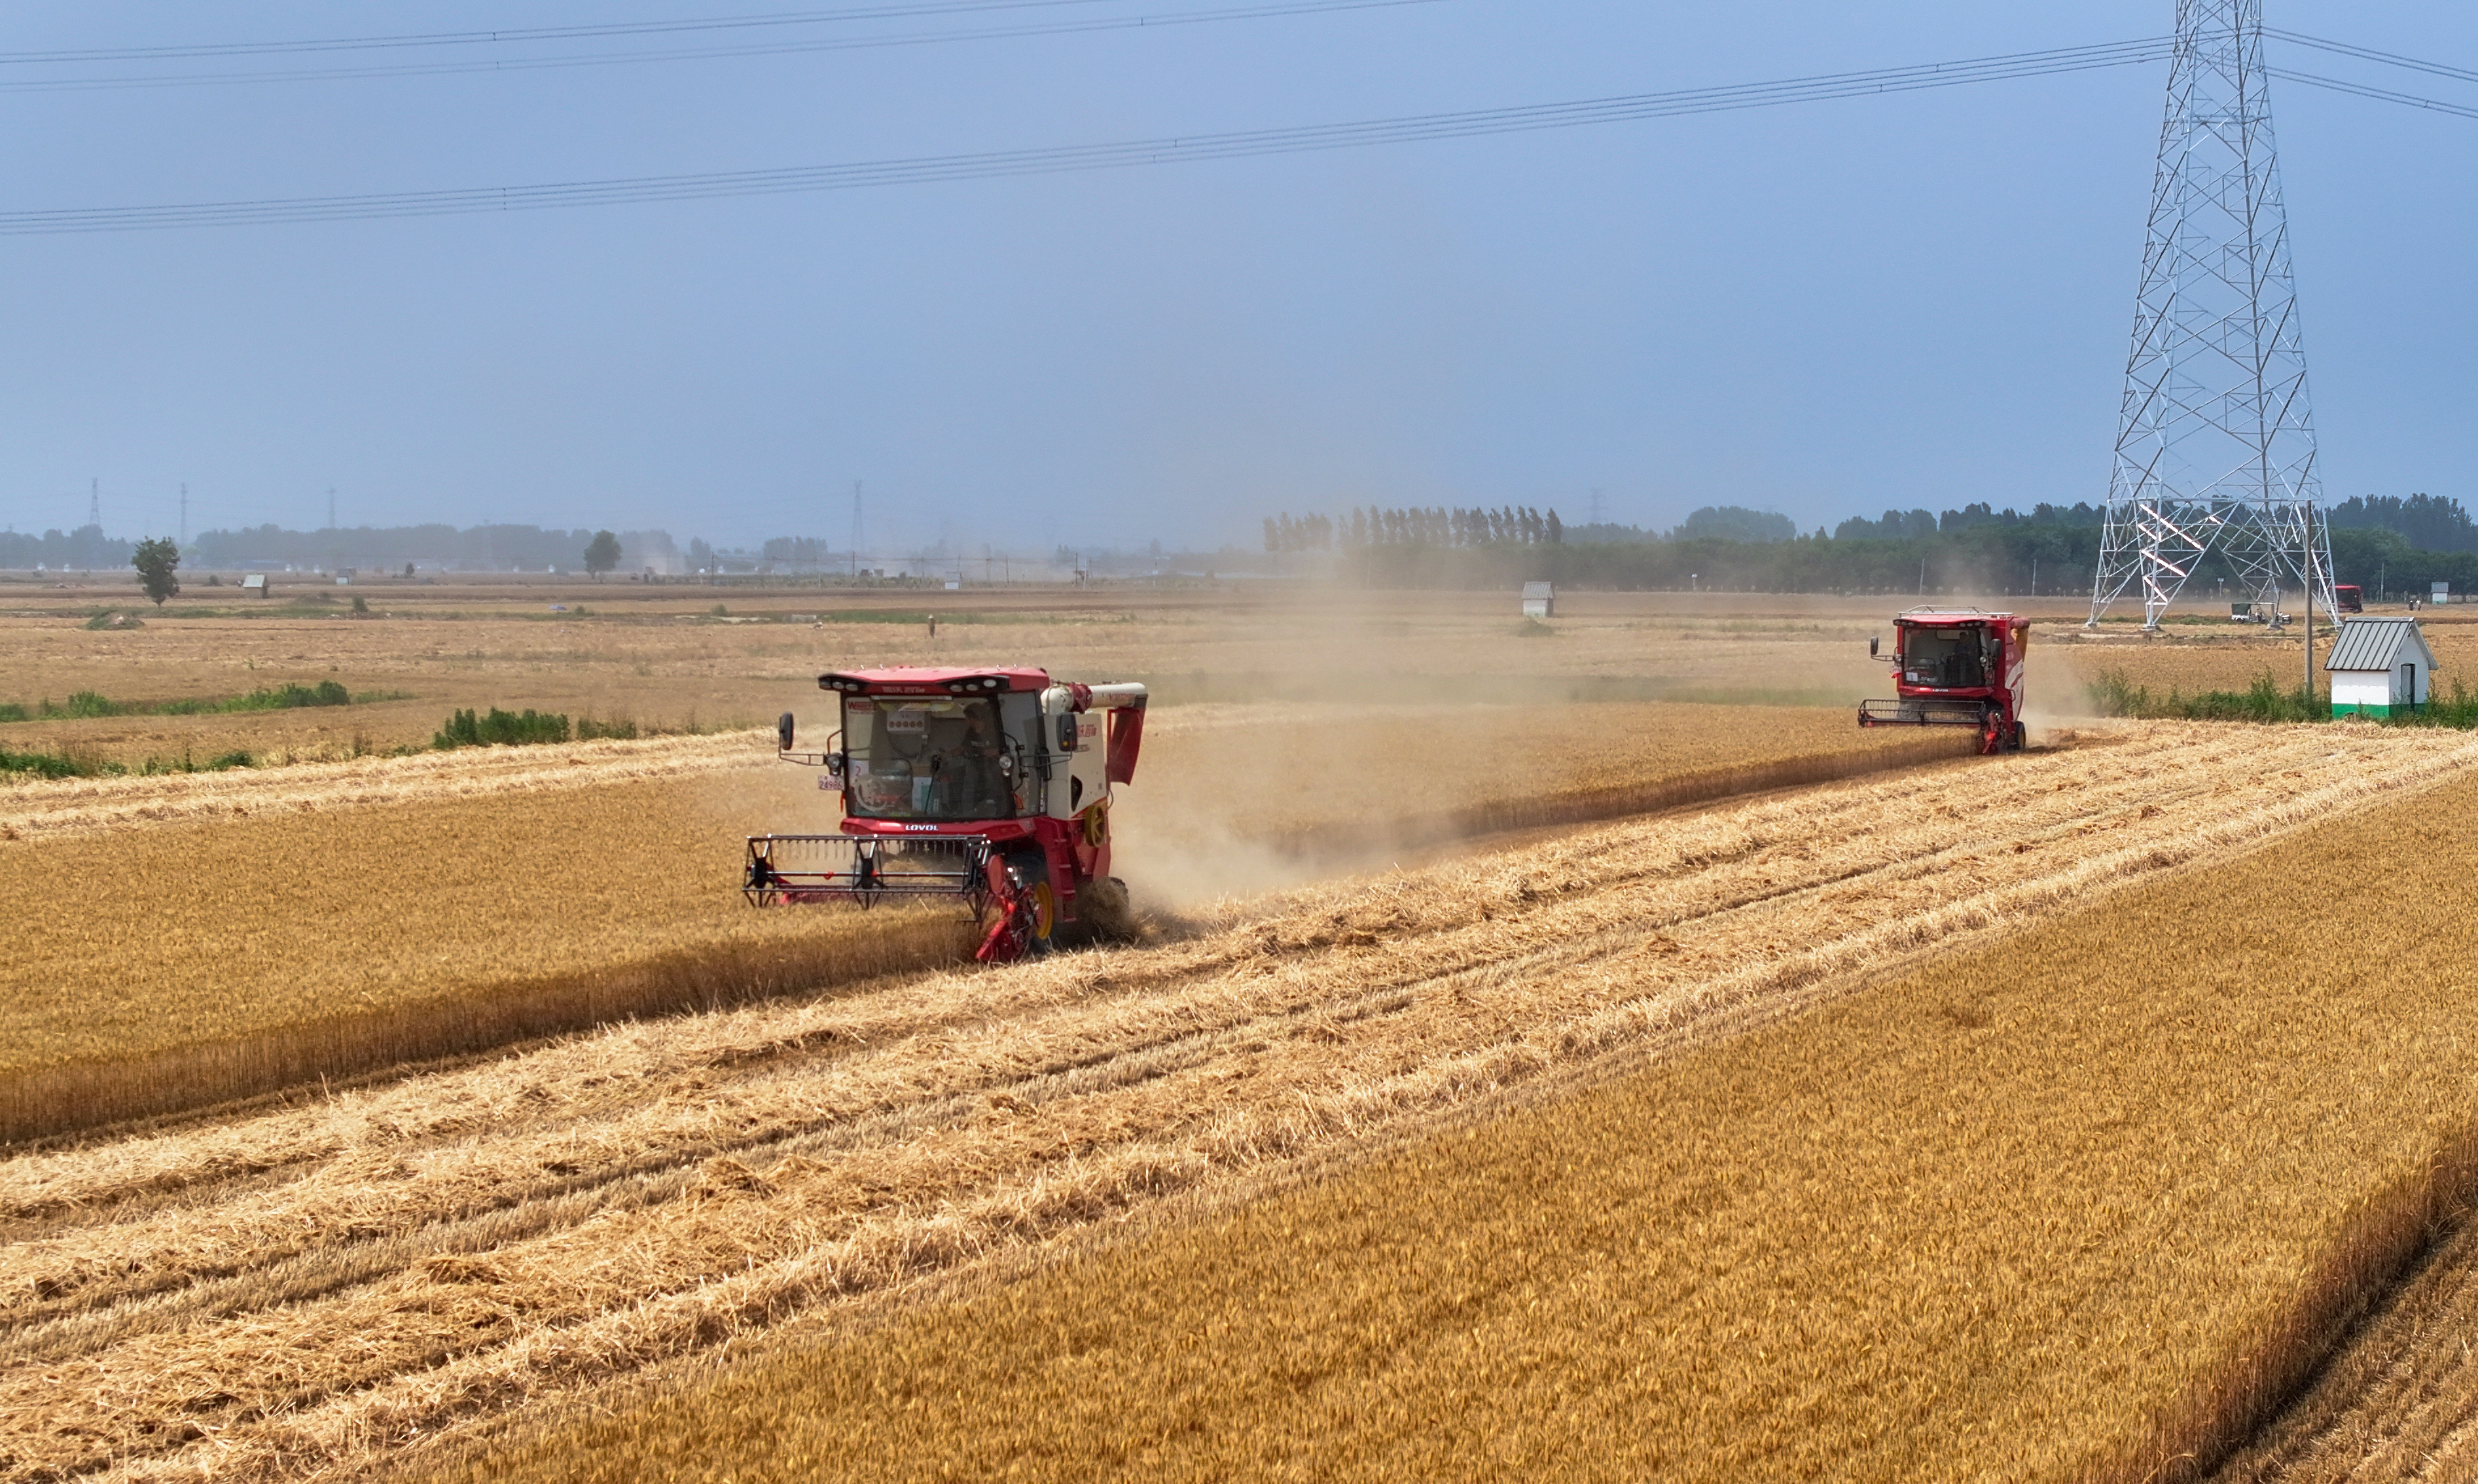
[0,681,411,722]
[2092,667,2478,730]
[454,771,2478,1484]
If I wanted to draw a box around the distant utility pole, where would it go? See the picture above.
[88,477,99,530]
[851,481,863,577]
[179,484,188,544]
[1590,488,1603,527]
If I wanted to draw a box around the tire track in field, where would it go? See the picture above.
[3,724,2472,1483]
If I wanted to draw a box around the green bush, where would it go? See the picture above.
[18,680,365,720]
[434,707,573,750]
[2365,677,2478,730]
[0,743,83,779]
[0,743,247,778]
[2089,669,2320,724]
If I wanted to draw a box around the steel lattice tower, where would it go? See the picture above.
[2088,0,2333,629]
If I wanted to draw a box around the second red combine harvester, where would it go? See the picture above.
[1859,607,2030,755]
[745,666,1147,963]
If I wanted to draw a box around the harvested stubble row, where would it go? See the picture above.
[2206,1186,2478,1481]
[476,759,2478,1484]
[0,704,1954,1144]
[0,723,2462,1483]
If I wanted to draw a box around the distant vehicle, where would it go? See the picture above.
[1859,608,2029,755]
[2333,584,2364,613]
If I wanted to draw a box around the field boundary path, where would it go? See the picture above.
[2,722,2471,1482]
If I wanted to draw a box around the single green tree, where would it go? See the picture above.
[583,530,622,580]
[132,537,181,606]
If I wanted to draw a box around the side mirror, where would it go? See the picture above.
[1056,713,1079,752]
[1869,636,1879,658]
[778,712,796,752]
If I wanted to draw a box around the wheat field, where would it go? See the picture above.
[9,583,2390,769]
[0,722,2459,1483]
[0,701,1948,1144]
[450,736,2478,1484]
[2206,1186,2478,1479]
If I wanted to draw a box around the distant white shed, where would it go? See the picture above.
[2325,616,2437,717]
[240,573,268,596]
[1521,581,1554,619]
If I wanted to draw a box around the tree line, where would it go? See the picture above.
[0,525,132,571]
[1265,506,1564,552]
[176,523,681,572]
[1281,495,2478,600]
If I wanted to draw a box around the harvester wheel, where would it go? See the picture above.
[1072,875,1139,944]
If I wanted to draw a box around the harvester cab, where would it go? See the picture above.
[744,667,1147,963]
[1859,609,2029,755]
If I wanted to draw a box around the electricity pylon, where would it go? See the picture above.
[2089,0,2333,629]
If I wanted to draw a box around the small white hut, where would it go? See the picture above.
[2325,616,2437,717]
[1521,581,1554,619]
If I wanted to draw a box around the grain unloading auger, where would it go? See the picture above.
[745,667,1146,963]
[1859,608,2030,756]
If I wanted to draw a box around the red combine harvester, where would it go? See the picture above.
[744,666,1147,963]
[1859,608,2030,755]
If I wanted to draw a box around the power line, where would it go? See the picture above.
[0,0,1448,95]
[2267,27,2478,90]
[0,37,2179,236]
[2272,67,2478,122]
[0,0,1251,62]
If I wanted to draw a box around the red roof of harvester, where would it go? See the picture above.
[818,665,1051,695]
[1895,609,2018,626]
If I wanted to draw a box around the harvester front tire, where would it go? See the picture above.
[1072,875,1140,945]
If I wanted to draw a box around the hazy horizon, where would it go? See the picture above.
[5,2,2474,557]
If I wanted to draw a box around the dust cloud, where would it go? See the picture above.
[2017,643,2102,749]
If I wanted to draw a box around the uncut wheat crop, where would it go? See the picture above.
[0,701,1950,1142]
[2,721,2466,1484]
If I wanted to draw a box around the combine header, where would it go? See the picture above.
[745,666,1147,963]
[1859,608,2029,755]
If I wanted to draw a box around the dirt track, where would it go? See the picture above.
[4,722,2472,1482]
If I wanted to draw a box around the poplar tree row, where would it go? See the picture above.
[1264,505,1563,553]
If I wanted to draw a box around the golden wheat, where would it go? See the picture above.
[2204,1181,2478,1480]
[0,723,2462,1483]
[0,702,1947,1144]
[442,744,2478,1484]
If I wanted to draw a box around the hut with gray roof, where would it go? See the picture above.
[2325,616,2437,717]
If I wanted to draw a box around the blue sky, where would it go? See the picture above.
[2,1,2473,557]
